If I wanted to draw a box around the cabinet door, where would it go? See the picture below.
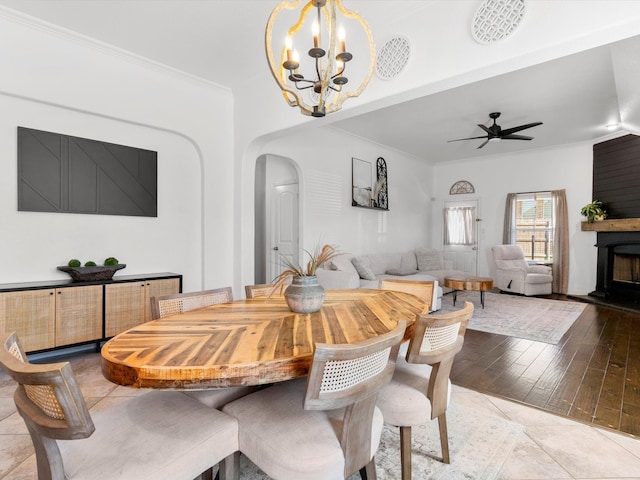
[104,282,146,337]
[0,289,55,352]
[144,278,180,322]
[55,285,103,347]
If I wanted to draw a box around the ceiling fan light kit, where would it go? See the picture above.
[447,112,543,149]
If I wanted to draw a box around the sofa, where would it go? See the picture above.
[316,247,467,311]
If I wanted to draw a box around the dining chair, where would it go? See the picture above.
[150,286,234,319]
[376,301,474,480]
[222,321,407,480]
[244,283,283,298]
[379,278,438,313]
[150,286,258,409]
[0,331,239,480]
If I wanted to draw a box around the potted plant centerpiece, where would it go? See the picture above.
[272,244,340,313]
[580,200,607,223]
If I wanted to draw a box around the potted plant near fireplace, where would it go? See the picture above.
[581,200,607,223]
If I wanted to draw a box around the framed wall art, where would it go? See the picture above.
[351,157,388,210]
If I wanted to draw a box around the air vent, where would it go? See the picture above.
[376,36,410,80]
[472,0,525,44]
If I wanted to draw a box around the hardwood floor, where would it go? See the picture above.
[450,295,640,437]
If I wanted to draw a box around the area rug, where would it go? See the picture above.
[235,387,523,480]
[440,291,587,344]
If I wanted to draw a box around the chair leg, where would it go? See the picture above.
[399,425,412,480]
[437,413,450,464]
[361,457,377,480]
[218,452,239,480]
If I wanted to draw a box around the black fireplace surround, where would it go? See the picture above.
[594,232,640,302]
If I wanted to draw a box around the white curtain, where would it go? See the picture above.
[444,207,475,245]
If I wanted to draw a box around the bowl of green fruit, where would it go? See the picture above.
[57,257,126,282]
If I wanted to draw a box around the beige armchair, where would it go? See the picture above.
[491,245,552,296]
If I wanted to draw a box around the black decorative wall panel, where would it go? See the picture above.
[593,134,640,219]
[18,127,157,217]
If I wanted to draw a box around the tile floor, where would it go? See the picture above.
[1,350,640,480]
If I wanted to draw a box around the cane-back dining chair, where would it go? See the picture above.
[223,321,407,480]
[244,283,284,299]
[150,286,234,319]
[150,287,258,409]
[0,332,239,480]
[376,301,474,480]
[379,278,438,313]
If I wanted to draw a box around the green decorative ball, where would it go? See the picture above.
[84,261,97,267]
[104,257,119,266]
[67,259,81,268]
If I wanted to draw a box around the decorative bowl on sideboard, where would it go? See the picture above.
[57,264,126,282]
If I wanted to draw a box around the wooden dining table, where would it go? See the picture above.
[101,289,426,389]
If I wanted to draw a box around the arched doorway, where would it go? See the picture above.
[254,154,301,283]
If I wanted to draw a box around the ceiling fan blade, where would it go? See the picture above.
[477,124,492,134]
[500,122,543,136]
[447,135,489,143]
[477,139,490,149]
[501,134,533,140]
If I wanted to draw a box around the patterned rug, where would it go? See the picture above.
[236,387,523,480]
[440,291,587,344]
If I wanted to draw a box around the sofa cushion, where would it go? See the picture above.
[400,251,418,271]
[385,268,420,276]
[415,247,443,271]
[351,257,376,280]
[330,255,358,275]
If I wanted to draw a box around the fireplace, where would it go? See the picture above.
[593,231,640,302]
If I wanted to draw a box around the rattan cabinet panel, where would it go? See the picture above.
[55,285,103,346]
[0,273,181,353]
[105,278,180,337]
[0,289,55,352]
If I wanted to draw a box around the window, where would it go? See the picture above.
[510,192,554,262]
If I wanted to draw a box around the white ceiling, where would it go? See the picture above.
[1,0,638,163]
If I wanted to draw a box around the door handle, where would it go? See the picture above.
[273,246,279,251]
[472,246,477,250]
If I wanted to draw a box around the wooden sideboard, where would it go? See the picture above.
[0,273,181,353]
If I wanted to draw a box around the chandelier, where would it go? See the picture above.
[265,0,375,117]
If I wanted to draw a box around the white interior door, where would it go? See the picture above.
[443,200,478,275]
[268,184,299,281]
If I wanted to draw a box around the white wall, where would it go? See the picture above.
[432,140,602,295]
[260,128,434,257]
[0,12,234,293]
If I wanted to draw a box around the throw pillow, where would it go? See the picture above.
[400,251,418,271]
[415,247,443,271]
[351,257,376,280]
[385,268,419,276]
[330,255,358,275]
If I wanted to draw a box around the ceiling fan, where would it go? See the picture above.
[448,112,543,149]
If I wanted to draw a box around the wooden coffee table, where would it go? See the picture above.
[444,275,494,309]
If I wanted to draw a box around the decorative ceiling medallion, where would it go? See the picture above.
[472,0,525,45]
[376,36,410,80]
[450,180,475,195]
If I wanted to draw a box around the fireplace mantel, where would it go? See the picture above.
[581,218,640,232]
